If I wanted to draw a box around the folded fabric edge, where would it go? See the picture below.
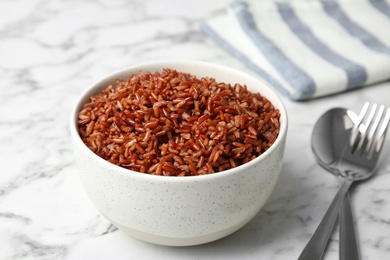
[201,22,310,101]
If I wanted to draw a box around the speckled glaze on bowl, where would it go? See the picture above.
[70,61,288,246]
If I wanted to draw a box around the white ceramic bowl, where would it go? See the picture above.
[70,61,288,246]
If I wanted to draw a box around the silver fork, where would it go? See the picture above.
[342,102,390,178]
[339,102,390,260]
[298,102,390,260]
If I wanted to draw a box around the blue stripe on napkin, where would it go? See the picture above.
[322,1,390,55]
[230,1,316,100]
[201,23,295,99]
[369,0,390,17]
[277,2,368,90]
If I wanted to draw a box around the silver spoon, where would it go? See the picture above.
[312,108,360,260]
[298,103,390,260]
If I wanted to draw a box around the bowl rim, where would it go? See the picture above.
[70,60,288,182]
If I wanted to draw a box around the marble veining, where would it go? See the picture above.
[1,0,389,259]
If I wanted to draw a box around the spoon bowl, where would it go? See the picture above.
[312,108,358,177]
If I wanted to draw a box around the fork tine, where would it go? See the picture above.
[370,107,390,159]
[364,105,385,154]
[349,102,389,160]
[356,103,378,153]
[349,102,370,151]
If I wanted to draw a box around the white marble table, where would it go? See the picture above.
[1,0,389,259]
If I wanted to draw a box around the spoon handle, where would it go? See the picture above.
[340,192,360,260]
[298,178,353,260]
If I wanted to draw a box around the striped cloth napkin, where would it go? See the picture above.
[202,0,390,101]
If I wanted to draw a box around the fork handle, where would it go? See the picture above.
[298,178,354,260]
[340,192,360,260]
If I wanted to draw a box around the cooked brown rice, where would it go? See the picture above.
[78,68,280,176]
